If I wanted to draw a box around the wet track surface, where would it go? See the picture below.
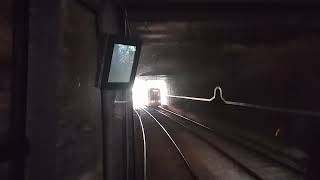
[134,107,305,180]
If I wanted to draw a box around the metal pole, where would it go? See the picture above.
[125,89,134,180]
[100,90,116,180]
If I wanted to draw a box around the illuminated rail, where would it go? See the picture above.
[134,109,147,180]
[139,107,198,180]
[166,86,320,117]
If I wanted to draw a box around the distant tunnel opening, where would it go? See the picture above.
[132,77,168,107]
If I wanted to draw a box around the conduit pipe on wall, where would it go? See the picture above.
[167,86,320,117]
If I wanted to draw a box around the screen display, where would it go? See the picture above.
[108,44,137,83]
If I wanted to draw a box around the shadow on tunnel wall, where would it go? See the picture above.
[56,1,102,179]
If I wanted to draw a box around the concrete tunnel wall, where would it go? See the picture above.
[27,0,123,179]
[165,36,320,152]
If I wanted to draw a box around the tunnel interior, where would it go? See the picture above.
[0,1,320,180]
[129,3,320,178]
[132,76,168,106]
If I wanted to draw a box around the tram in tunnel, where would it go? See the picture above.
[147,88,161,107]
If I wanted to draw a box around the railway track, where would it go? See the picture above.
[138,107,257,180]
[134,108,197,180]
[151,107,305,180]
[158,106,307,172]
[133,109,147,180]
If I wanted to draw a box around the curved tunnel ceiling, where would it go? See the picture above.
[127,2,320,76]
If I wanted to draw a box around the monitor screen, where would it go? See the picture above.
[108,44,137,83]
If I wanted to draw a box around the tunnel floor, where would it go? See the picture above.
[134,106,305,180]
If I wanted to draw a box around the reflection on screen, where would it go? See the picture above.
[108,44,136,83]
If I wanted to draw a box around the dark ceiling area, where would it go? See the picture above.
[126,2,320,76]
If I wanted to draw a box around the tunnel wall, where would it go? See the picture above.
[27,0,123,179]
[166,37,320,152]
[56,2,101,179]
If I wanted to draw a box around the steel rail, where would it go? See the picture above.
[134,109,147,180]
[151,108,265,180]
[157,107,305,175]
[158,106,307,171]
[140,107,198,180]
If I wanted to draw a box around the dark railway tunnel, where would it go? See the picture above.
[130,3,320,180]
[0,0,320,180]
